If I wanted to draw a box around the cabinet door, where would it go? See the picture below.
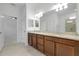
[37,35,44,53]
[37,44,44,53]
[28,33,32,46]
[56,43,75,56]
[32,34,37,48]
[37,35,44,45]
[45,37,54,56]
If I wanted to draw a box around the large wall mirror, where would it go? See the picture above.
[27,18,40,31]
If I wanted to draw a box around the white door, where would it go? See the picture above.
[0,16,4,51]
[4,16,17,46]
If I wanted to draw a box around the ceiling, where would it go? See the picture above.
[0,3,26,17]
[0,3,26,7]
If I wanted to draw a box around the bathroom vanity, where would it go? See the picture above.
[28,32,79,56]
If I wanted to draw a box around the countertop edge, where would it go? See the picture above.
[28,32,79,41]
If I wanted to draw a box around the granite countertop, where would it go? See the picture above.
[29,32,79,41]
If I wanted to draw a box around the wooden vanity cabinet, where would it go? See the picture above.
[28,33,79,56]
[44,36,55,56]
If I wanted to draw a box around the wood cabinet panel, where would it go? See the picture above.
[37,35,44,45]
[32,34,37,48]
[45,38,54,56]
[56,43,75,56]
[37,38,44,45]
[37,44,44,53]
[28,33,32,46]
[37,34,44,53]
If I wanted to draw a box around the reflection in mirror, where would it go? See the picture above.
[57,3,77,34]
[65,19,76,32]
[35,20,39,27]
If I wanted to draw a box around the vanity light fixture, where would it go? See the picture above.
[69,16,76,19]
[51,3,68,12]
[67,21,73,23]
[34,12,43,19]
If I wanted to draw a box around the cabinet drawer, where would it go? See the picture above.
[37,34,43,39]
[45,36,53,41]
[55,37,75,46]
[61,39,75,46]
[54,37,62,43]
[45,39,54,47]
[32,34,36,37]
[37,44,44,53]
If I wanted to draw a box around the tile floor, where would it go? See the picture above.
[0,43,45,56]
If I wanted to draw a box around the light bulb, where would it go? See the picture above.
[59,6,63,10]
[69,16,76,19]
[55,4,59,12]
[63,3,68,9]
[34,12,43,19]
